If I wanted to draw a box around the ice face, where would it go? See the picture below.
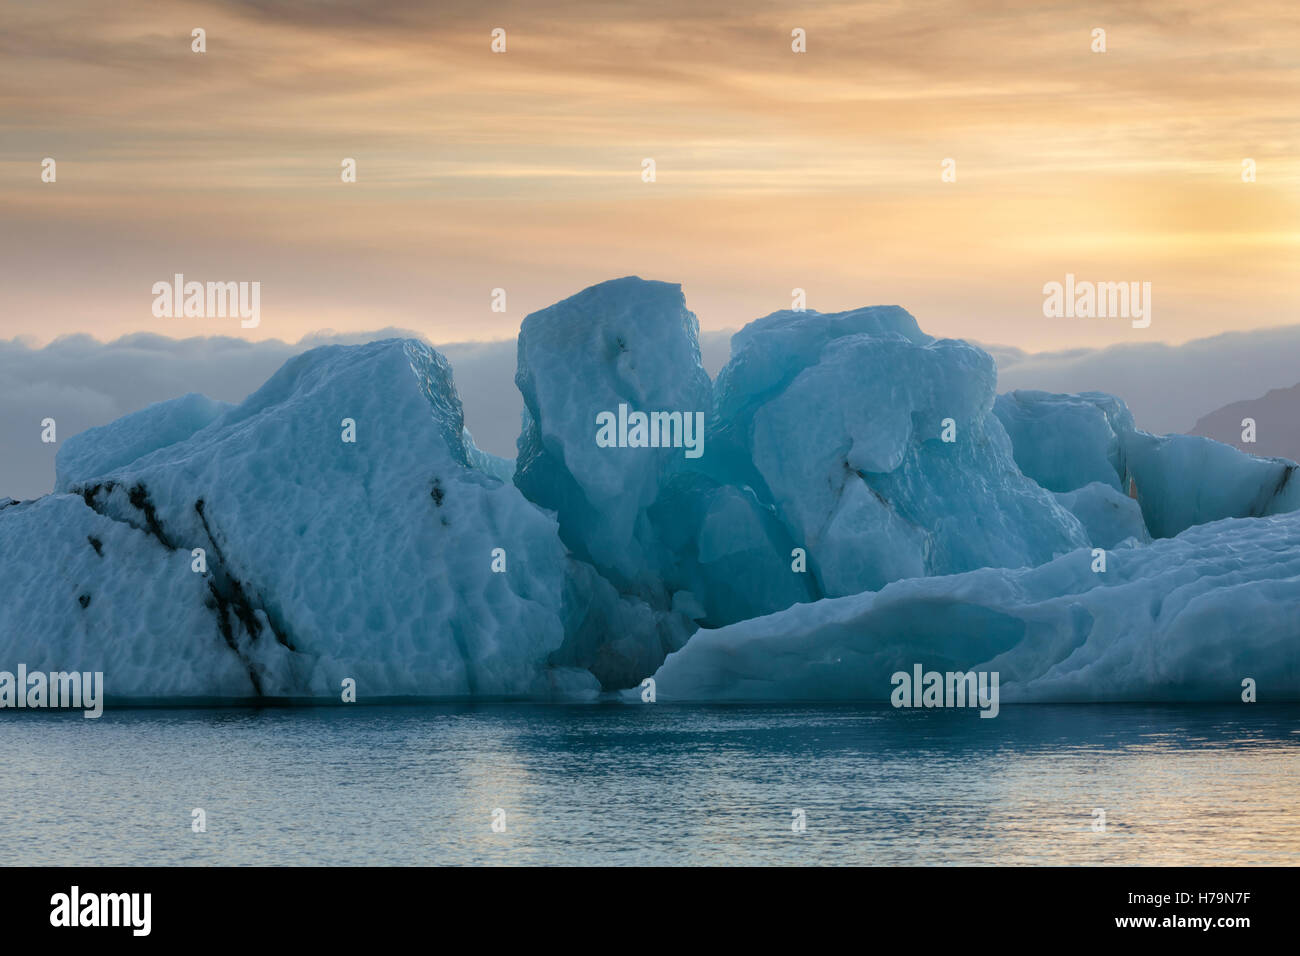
[708,306,928,489]
[0,494,270,699]
[462,427,515,483]
[551,558,694,690]
[711,315,1088,595]
[994,388,1300,537]
[20,340,593,699]
[514,277,713,597]
[993,390,1133,494]
[1122,431,1300,538]
[646,473,816,626]
[647,510,1300,702]
[713,306,929,431]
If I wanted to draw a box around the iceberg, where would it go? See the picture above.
[995,389,1300,537]
[4,278,1297,704]
[7,340,595,699]
[647,511,1300,702]
[514,276,712,596]
[709,309,1088,596]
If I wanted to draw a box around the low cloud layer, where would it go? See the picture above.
[5,322,1298,500]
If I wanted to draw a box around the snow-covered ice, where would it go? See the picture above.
[0,494,269,698]
[55,392,232,493]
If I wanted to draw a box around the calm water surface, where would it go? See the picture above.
[1,703,1296,865]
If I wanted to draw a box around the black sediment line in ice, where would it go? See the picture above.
[127,483,173,550]
[195,499,296,653]
[206,580,264,696]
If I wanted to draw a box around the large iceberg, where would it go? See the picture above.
[3,277,1297,704]
[512,288,1091,626]
[513,278,810,629]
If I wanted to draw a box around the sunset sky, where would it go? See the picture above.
[2,0,1297,351]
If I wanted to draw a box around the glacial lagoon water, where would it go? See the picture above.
[1,702,1296,866]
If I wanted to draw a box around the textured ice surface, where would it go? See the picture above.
[1053,482,1150,549]
[993,390,1132,494]
[712,305,929,442]
[551,558,693,689]
[0,494,269,697]
[648,511,1300,702]
[711,311,1087,595]
[55,393,232,493]
[995,388,1300,537]
[514,277,712,595]
[10,340,600,699]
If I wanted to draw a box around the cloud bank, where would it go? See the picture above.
[5,321,1298,500]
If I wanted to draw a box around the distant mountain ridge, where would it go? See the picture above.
[1191,382,1300,461]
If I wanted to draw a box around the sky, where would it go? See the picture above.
[1,0,1297,351]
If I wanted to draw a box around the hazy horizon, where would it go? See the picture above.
[9,308,1300,501]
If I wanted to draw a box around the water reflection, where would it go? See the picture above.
[1,703,1295,865]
